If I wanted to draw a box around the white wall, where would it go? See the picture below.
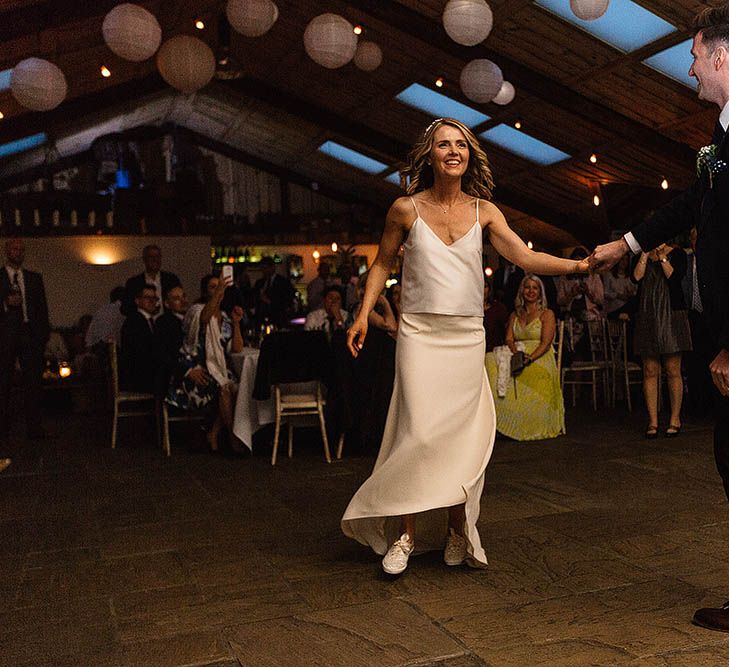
[19,236,212,327]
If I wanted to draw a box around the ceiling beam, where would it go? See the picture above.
[347,0,697,165]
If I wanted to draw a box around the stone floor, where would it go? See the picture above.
[2,405,729,667]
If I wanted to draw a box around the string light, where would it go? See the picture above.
[435,77,444,88]
[0,111,4,120]
[593,195,601,207]
[195,19,205,30]
[514,120,522,129]
[484,267,493,277]
[527,241,533,249]
[590,153,598,164]
[100,65,111,78]
[661,178,669,190]
[331,242,338,252]
[353,25,363,35]
[312,249,320,260]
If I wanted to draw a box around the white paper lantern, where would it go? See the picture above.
[493,80,515,105]
[156,36,216,94]
[460,59,503,104]
[353,41,382,72]
[11,58,67,111]
[226,0,279,38]
[304,14,358,69]
[570,0,609,21]
[102,3,161,62]
[442,0,493,46]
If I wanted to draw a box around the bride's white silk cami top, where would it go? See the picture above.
[400,196,484,317]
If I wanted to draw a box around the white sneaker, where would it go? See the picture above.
[382,533,414,574]
[444,528,467,566]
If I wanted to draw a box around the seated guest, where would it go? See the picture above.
[305,285,351,338]
[307,261,333,312]
[120,284,159,392]
[483,279,508,352]
[123,244,180,316]
[86,286,126,347]
[253,256,295,327]
[354,271,398,338]
[337,262,359,312]
[167,274,244,453]
[485,275,565,441]
[387,281,402,323]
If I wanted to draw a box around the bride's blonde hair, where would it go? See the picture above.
[400,118,494,199]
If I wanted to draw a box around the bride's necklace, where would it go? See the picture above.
[428,193,464,215]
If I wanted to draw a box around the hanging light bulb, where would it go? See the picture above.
[593,195,601,207]
[0,111,5,120]
[100,65,111,78]
[195,19,205,30]
[313,249,320,260]
[590,153,597,164]
[484,267,493,277]
[331,242,338,252]
[527,241,534,249]
[661,178,669,190]
[514,120,522,129]
[435,77,444,88]
[353,24,363,35]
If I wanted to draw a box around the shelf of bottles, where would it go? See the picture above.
[211,245,284,267]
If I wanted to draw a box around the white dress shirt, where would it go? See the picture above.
[145,272,163,314]
[304,308,349,332]
[5,266,28,322]
[623,99,729,254]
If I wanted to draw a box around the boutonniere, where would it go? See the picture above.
[697,144,728,188]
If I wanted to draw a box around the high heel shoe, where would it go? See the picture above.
[645,426,658,440]
[665,424,681,438]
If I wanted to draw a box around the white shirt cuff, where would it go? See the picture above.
[623,232,642,254]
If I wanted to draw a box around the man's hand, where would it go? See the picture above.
[187,367,209,387]
[231,305,244,323]
[710,349,729,397]
[589,238,630,273]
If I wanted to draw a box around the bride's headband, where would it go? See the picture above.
[423,118,446,135]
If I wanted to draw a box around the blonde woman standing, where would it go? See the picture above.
[342,118,588,575]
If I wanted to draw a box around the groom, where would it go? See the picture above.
[590,5,729,633]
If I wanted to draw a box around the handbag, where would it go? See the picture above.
[510,351,528,377]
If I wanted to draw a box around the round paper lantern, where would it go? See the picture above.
[570,0,609,21]
[353,41,382,72]
[156,36,216,94]
[102,3,161,62]
[493,80,515,105]
[11,58,67,111]
[226,0,279,38]
[442,0,493,46]
[460,59,503,104]
[304,14,358,69]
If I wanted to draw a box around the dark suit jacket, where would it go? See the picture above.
[253,273,295,327]
[120,310,157,392]
[631,131,729,352]
[0,266,50,343]
[153,311,184,393]
[123,271,181,316]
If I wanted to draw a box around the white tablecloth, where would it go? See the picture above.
[231,348,274,450]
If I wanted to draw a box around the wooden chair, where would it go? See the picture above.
[255,331,335,466]
[606,319,642,411]
[561,318,610,410]
[109,340,157,450]
[161,401,206,457]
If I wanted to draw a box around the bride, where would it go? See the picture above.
[342,117,588,575]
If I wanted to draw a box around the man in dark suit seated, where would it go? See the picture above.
[591,4,729,633]
[0,238,50,440]
[123,244,180,316]
[120,284,158,393]
[154,285,189,396]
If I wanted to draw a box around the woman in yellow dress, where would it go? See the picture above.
[486,274,565,440]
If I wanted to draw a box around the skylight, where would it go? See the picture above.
[0,132,47,159]
[479,125,570,165]
[385,172,402,186]
[396,83,490,128]
[0,69,11,91]
[318,141,388,174]
[643,38,695,89]
[534,0,676,52]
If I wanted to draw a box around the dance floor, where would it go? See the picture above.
[2,407,729,666]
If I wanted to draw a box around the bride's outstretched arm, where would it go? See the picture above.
[481,200,588,276]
